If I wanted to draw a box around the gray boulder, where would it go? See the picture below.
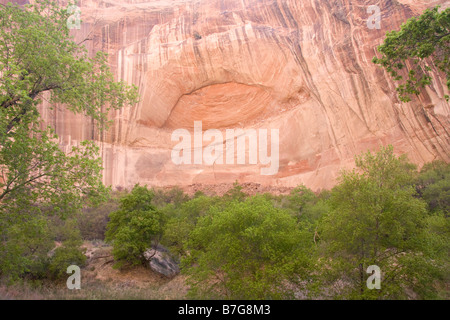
[144,245,180,278]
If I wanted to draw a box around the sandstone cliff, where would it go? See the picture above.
[12,0,450,190]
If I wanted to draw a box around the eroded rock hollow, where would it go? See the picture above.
[37,0,450,190]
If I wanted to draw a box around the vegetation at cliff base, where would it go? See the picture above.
[183,195,311,299]
[105,186,165,269]
[318,146,445,299]
[101,146,449,300]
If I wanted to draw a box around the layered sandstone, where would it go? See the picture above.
[9,0,450,190]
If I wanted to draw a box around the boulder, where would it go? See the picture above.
[144,245,180,278]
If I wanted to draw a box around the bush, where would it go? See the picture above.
[105,185,165,268]
[0,215,86,283]
[48,219,86,279]
[151,187,190,209]
[77,194,121,240]
[162,195,219,257]
[281,185,327,223]
[318,146,446,299]
[223,181,247,202]
[183,195,311,299]
[48,246,86,280]
[0,216,53,283]
[416,160,450,215]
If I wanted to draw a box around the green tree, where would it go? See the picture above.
[282,185,329,224]
[105,185,165,268]
[151,186,190,210]
[0,0,138,280]
[373,6,450,102]
[48,219,86,279]
[319,146,447,299]
[0,0,138,210]
[222,181,247,202]
[183,195,312,299]
[416,160,449,215]
[162,195,218,257]
[0,214,87,282]
[0,215,53,282]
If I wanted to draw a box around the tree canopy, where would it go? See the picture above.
[373,6,450,102]
[319,146,447,299]
[105,185,165,268]
[0,0,138,213]
[183,195,312,299]
[0,0,138,280]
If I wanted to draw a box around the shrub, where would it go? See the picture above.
[183,195,311,299]
[0,216,53,283]
[48,219,86,279]
[162,195,218,257]
[151,187,190,209]
[416,160,450,215]
[319,146,446,299]
[222,181,247,202]
[105,185,165,268]
[77,195,120,240]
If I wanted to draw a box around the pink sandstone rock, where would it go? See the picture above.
[5,0,450,191]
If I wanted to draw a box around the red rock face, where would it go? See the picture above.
[6,0,450,190]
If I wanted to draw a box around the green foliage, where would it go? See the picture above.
[223,181,247,202]
[0,215,53,282]
[183,195,311,299]
[0,0,138,211]
[0,0,139,126]
[318,145,447,299]
[105,185,165,268]
[282,185,329,224]
[373,6,450,102]
[162,195,219,257]
[151,187,190,209]
[48,219,86,279]
[416,160,450,215]
[77,194,121,240]
[48,246,86,280]
[0,119,107,217]
[0,215,86,283]
[0,0,138,282]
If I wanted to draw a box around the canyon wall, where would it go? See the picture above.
[14,0,450,190]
